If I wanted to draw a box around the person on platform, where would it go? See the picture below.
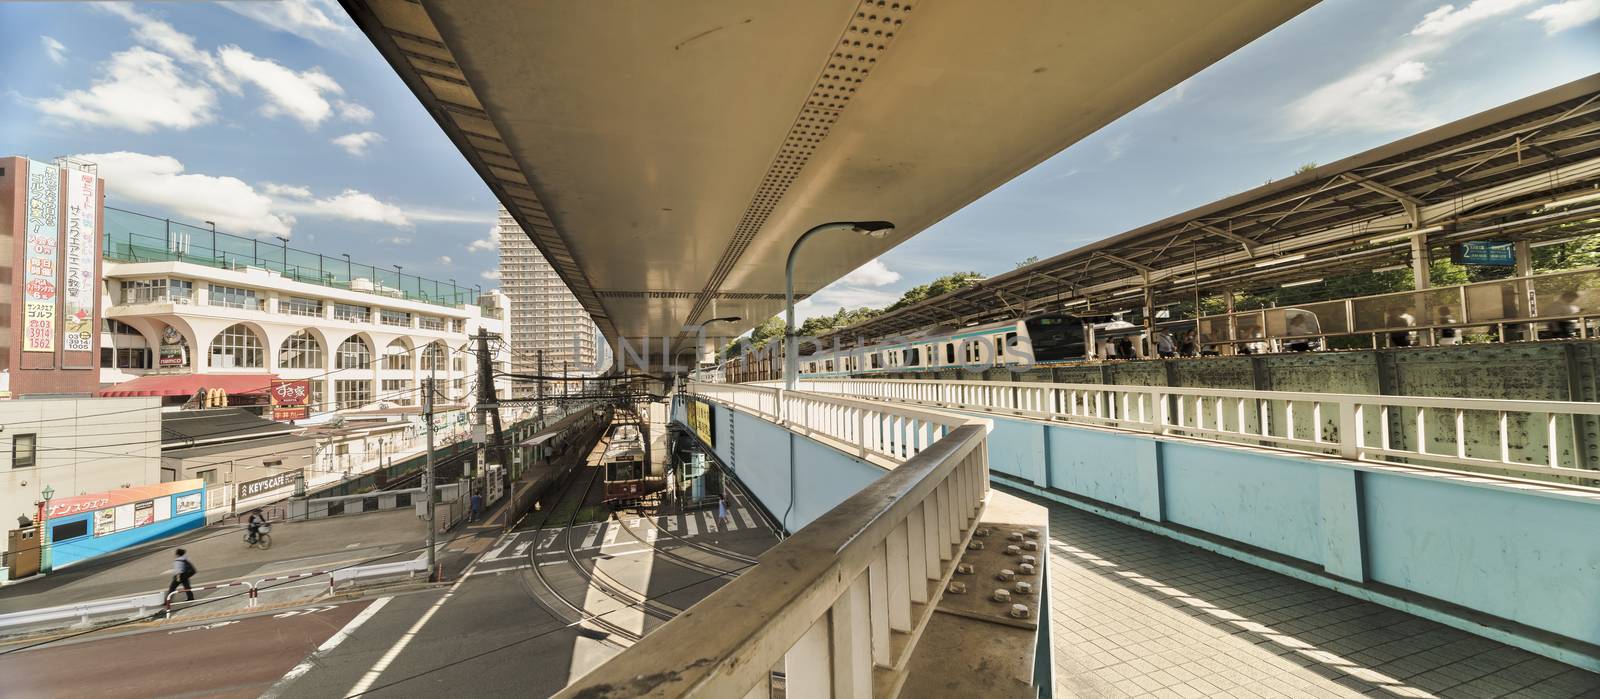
[168,549,196,603]
[1156,331,1177,358]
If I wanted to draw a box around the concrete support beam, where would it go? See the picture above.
[1135,439,1163,522]
[1318,467,1366,582]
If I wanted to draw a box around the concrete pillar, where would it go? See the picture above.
[1135,439,1163,522]
[1410,232,1431,291]
[1317,467,1366,582]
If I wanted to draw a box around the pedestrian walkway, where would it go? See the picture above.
[1027,491,1600,699]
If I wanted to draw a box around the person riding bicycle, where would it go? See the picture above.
[246,509,266,544]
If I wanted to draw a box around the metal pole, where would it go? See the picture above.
[536,350,546,427]
[423,369,438,581]
[785,223,853,390]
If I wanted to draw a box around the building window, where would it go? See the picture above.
[197,469,218,485]
[208,284,260,311]
[384,340,413,370]
[336,336,372,369]
[420,342,447,371]
[102,347,153,369]
[381,379,413,405]
[380,309,412,328]
[120,278,193,304]
[281,296,323,318]
[210,324,265,369]
[333,303,370,323]
[452,356,465,372]
[452,319,466,333]
[418,316,445,331]
[451,378,465,397]
[280,330,324,369]
[12,434,37,468]
[335,379,372,411]
[308,380,325,412]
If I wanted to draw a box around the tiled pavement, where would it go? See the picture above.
[1025,491,1600,699]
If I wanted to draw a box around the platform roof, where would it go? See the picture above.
[341,0,1314,362]
[825,73,1600,345]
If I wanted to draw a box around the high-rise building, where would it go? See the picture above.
[497,206,600,398]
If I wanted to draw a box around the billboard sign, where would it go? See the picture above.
[271,379,311,421]
[158,326,186,367]
[23,159,60,353]
[238,469,301,499]
[62,170,98,353]
[689,399,714,449]
[45,480,206,520]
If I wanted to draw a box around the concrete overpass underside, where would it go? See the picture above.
[342,0,1315,363]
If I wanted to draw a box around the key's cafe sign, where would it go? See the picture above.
[270,379,311,421]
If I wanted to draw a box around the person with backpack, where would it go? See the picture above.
[168,549,197,603]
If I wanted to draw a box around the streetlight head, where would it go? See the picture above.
[706,316,742,324]
[851,221,895,238]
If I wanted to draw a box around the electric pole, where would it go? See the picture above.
[474,329,509,490]
[423,368,437,581]
[536,349,545,427]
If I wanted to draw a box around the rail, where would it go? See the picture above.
[557,383,991,698]
[772,378,1600,484]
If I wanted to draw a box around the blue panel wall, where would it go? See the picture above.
[1157,441,1324,564]
[1362,472,1600,645]
[50,489,207,568]
[1044,427,1145,513]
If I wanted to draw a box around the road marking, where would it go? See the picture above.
[685,516,698,537]
[539,531,559,549]
[513,542,532,557]
[645,528,658,544]
[581,524,602,549]
[736,507,757,529]
[168,620,239,635]
[261,596,391,699]
[628,517,640,528]
[603,526,619,546]
[466,564,531,576]
[274,605,340,618]
[345,543,362,549]
[702,511,718,532]
[537,560,565,567]
[663,516,677,532]
[482,542,511,560]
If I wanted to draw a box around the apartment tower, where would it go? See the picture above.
[496,206,600,398]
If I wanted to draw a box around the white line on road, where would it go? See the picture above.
[603,526,619,546]
[663,516,677,532]
[702,511,717,532]
[685,516,698,537]
[736,507,757,529]
[581,524,602,549]
[539,531,559,549]
[513,542,532,556]
[260,596,392,699]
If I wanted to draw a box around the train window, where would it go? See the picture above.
[1004,332,1018,362]
[906,347,920,366]
[994,336,1004,360]
[945,343,955,364]
[870,353,882,369]
[825,360,834,372]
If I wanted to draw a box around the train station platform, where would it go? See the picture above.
[1033,489,1600,698]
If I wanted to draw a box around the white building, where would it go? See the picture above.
[99,258,485,413]
[497,206,601,398]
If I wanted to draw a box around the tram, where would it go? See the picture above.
[601,410,659,505]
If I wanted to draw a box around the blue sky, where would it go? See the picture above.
[2,1,1597,322]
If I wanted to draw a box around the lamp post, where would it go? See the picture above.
[341,253,352,284]
[691,316,742,373]
[38,485,55,574]
[784,221,894,390]
[205,220,217,265]
[395,264,404,297]
[275,235,290,275]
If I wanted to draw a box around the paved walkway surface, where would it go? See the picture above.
[1029,492,1600,699]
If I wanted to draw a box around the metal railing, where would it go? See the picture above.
[775,378,1600,484]
[558,384,991,698]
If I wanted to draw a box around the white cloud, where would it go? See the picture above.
[218,0,352,47]
[468,236,498,252]
[438,255,453,265]
[384,235,413,245]
[337,101,374,123]
[1103,133,1130,162]
[33,48,217,132]
[481,269,501,280]
[838,259,901,287]
[793,287,901,324]
[1412,0,1541,36]
[277,189,412,227]
[262,182,312,199]
[217,45,344,127]
[332,131,384,157]
[77,151,291,237]
[1526,0,1600,32]
[41,36,67,65]
[99,3,231,89]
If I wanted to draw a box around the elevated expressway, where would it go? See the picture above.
[342,0,1315,365]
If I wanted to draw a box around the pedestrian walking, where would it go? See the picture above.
[717,497,729,528]
[470,492,484,522]
[168,549,196,603]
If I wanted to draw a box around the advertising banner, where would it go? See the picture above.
[23,159,60,353]
[158,326,186,367]
[270,379,311,421]
[45,479,206,520]
[238,469,301,500]
[690,399,714,449]
[63,170,98,352]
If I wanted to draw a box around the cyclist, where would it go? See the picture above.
[246,509,267,545]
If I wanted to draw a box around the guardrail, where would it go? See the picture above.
[558,383,991,698]
[770,378,1600,484]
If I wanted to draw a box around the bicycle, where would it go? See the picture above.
[244,524,273,550]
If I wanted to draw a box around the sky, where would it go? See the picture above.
[2,0,1597,323]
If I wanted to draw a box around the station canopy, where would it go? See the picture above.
[824,73,1600,347]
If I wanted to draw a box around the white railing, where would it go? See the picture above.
[772,378,1600,483]
[558,384,990,698]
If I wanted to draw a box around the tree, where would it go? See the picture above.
[1015,255,1040,269]
[1295,162,1318,175]
[798,306,882,337]
[887,271,983,312]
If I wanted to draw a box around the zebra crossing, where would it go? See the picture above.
[481,504,765,564]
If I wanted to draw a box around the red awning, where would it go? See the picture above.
[98,373,279,398]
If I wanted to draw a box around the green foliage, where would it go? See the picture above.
[1295,162,1318,175]
[798,306,882,337]
[886,271,983,313]
[1015,256,1040,269]
[722,315,785,358]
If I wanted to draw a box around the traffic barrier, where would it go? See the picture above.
[249,571,334,607]
[0,593,165,630]
[164,579,254,617]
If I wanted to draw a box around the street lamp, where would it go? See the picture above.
[341,253,352,283]
[784,221,894,390]
[205,220,217,264]
[274,235,290,275]
[38,485,55,573]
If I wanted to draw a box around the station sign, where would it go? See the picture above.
[1451,240,1515,266]
[687,399,714,449]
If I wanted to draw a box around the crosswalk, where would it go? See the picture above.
[480,505,765,564]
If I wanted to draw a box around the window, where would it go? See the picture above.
[382,379,413,405]
[418,316,445,331]
[420,342,447,371]
[333,303,370,323]
[52,520,88,542]
[337,336,372,369]
[871,353,882,369]
[335,379,372,410]
[945,343,956,364]
[12,434,37,468]
[281,296,323,318]
[384,341,413,370]
[101,347,152,369]
[197,469,218,485]
[279,331,324,369]
[210,324,264,368]
[208,284,260,310]
[452,356,465,372]
[380,309,412,327]
[119,278,192,304]
[308,380,325,412]
[452,378,465,396]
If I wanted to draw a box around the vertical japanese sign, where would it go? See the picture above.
[63,170,98,352]
[23,159,61,353]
